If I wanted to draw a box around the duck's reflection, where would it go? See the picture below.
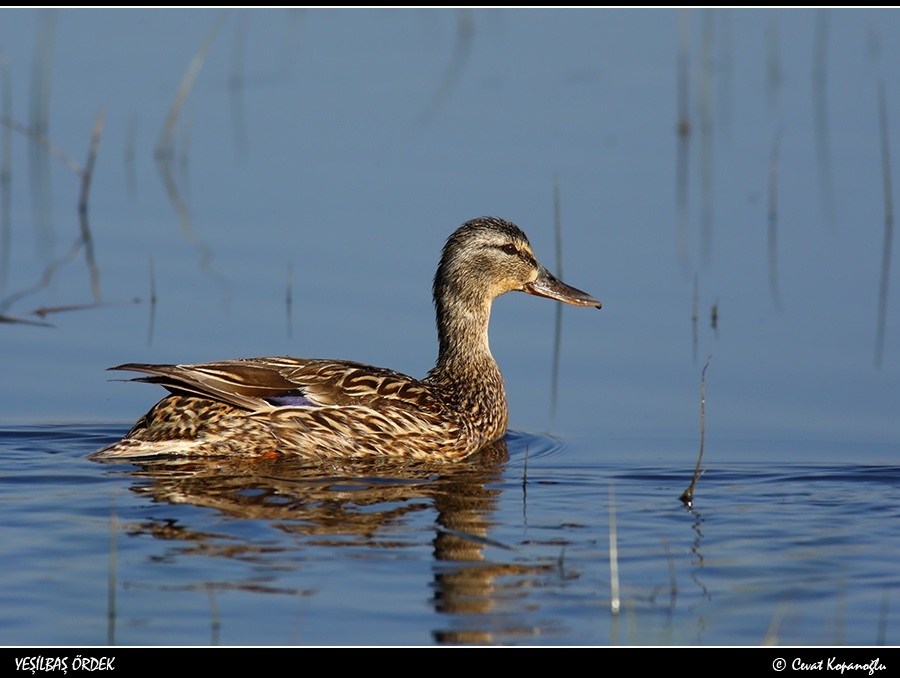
[101,437,558,644]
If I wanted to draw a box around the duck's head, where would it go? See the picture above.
[434,216,602,310]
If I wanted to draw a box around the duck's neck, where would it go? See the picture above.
[430,295,494,376]
[425,290,508,435]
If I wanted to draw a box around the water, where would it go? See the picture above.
[0,9,898,646]
[1,426,897,645]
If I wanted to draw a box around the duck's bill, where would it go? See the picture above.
[524,266,602,308]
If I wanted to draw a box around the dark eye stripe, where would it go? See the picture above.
[493,242,537,267]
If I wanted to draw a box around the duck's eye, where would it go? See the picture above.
[500,243,518,256]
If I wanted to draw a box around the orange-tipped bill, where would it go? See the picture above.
[524,266,602,309]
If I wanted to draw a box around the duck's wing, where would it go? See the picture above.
[109,357,438,413]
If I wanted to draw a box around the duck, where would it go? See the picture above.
[90,217,601,462]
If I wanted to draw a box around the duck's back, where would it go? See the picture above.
[91,357,489,461]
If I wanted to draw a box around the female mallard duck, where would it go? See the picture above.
[91,217,601,462]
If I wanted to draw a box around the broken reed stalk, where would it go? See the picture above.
[147,255,157,348]
[550,174,563,419]
[415,8,475,128]
[813,9,836,231]
[691,275,698,363]
[155,11,227,159]
[875,80,894,370]
[0,233,83,315]
[78,109,104,217]
[676,9,690,140]
[106,498,118,646]
[680,355,711,506]
[79,108,105,302]
[124,112,137,201]
[1,53,10,296]
[768,129,783,312]
[229,15,249,163]
[675,10,691,274]
[0,312,51,326]
[153,12,231,304]
[608,482,620,615]
[0,108,106,313]
[286,262,293,339]
[31,298,138,318]
[0,114,81,174]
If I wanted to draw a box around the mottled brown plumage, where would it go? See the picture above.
[91,217,601,462]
